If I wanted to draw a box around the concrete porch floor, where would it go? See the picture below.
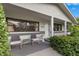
[11,42,61,56]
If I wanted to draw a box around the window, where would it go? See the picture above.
[54,23,62,31]
[7,17,39,32]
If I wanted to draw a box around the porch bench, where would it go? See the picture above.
[8,34,22,49]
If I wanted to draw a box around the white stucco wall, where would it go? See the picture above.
[11,3,72,23]
[39,22,49,38]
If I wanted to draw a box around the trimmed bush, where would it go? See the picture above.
[49,36,79,56]
[0,4,10,56]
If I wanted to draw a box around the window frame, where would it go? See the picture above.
[54,23,62,32]
[6,17,39,32]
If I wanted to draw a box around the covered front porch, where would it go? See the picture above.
[53,18,71,36]
[3,3,71,56]
[3,3,71,37]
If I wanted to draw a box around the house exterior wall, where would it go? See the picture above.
[4,3,74,38]
[5,8,50,38]
[12,3,72,23]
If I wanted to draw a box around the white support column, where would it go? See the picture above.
[64,21,67,35]
[51,17,54,36]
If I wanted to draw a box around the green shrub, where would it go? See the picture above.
[69,25,79,36]
[0,4,10,56]
[49,36,79,56]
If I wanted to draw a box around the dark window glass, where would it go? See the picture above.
[7,18,39,32]
[54,23,62,31]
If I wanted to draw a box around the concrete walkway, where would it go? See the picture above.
[27,47,61,56]
[11,42,61,56]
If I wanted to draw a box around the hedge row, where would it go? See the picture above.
[49,36,79,56]
[0,4,10,56]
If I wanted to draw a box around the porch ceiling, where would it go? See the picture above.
[54,18,64,24]
[3,3,51,22]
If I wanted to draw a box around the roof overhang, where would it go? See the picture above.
[3,3,78,24]
[57,3,78,24]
